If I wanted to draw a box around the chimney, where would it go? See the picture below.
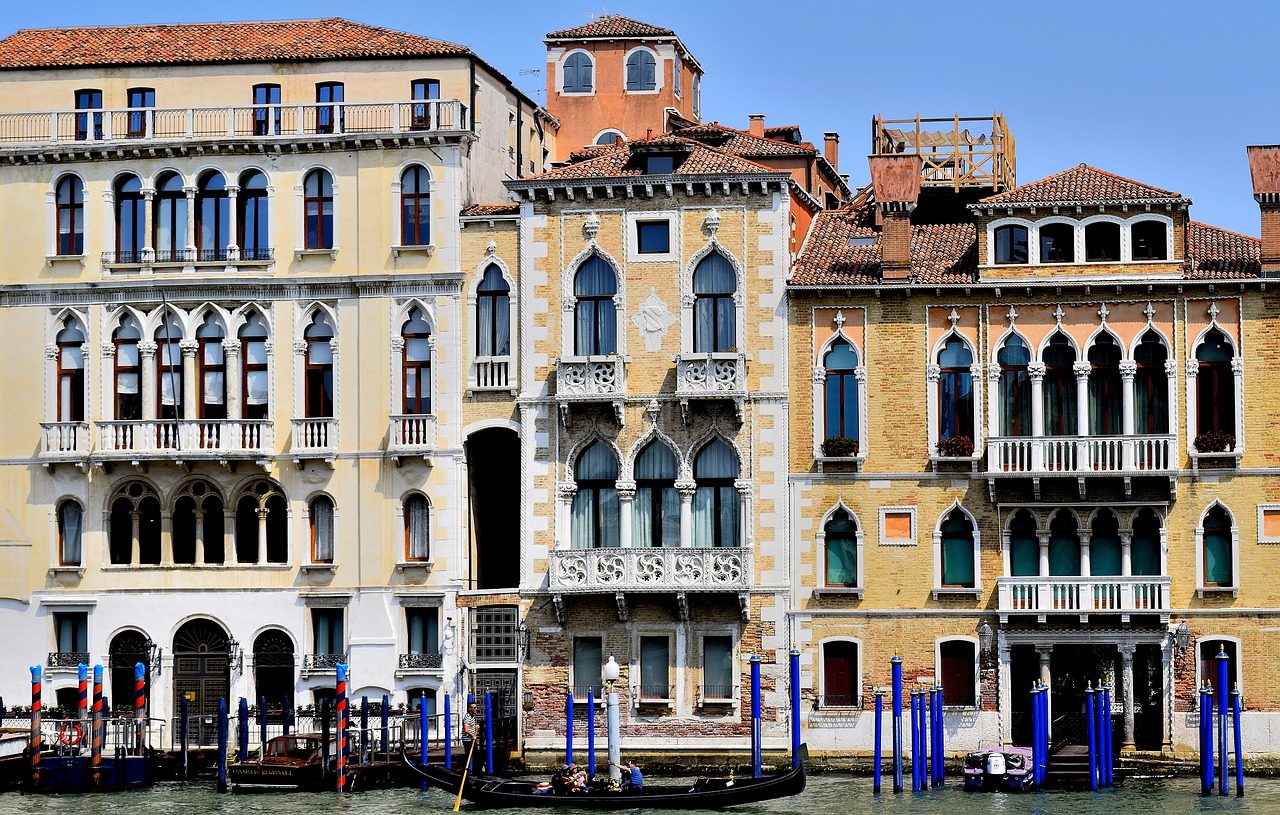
[868,155,921,280]
[823,132,839,173]
[748,114,765,138]
[1248,145,1280,274]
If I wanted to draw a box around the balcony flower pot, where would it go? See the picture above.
[936,435,975,458]
[821,436,859,457]
[1194,432,1235,454]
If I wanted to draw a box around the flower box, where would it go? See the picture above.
[936,435,975,457]
[821,436,860,457]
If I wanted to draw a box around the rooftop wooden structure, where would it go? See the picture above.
[872,113,1015,192]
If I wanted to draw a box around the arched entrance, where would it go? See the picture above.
[109,630,151,712]
[172,618,229,744]
[465,427,520,589]
[253,629,295,707]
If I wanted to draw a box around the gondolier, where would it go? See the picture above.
[461,702,478,769]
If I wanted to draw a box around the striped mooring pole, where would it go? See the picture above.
[336,663,349,792]
[135,662,147,752]
[29,666,41,789]
[91,664,103,788]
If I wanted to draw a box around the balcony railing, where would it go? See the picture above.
[556,355,626,399]
[674,352,746,395]
[388,415,437,459]
[47,652,90,669]
[987,435,1176,475]
[635,684,675,704]
[549,547,751,592]
[301,653,347,674]
[699,684,738,704]
[398,652,444,671]
[291,418,337,457]
[996,576,1171,623]
[95,419,272,457]
[102,247,274,265]
[473,356,512,390]
[0,100,469,146]
[40,422,90,458]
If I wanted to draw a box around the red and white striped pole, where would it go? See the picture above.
[91,664,103,788]
[28,666,41,789]
[134,662,146,753]
[78,663,89,749]
[336,663,348,793]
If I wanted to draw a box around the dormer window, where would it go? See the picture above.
[1039,223,1074,262]
[1131,220,1168,260]
[644,155,675,175]
[1085,222,1120,262]
[993,225,1028,264]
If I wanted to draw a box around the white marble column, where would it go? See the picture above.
[1078,531,1092,578]
[1120,530,1133,577]
[1118,644,1137,750]
[616,481,635,549]
[160,510,174,566]
[224,338,242,421]
[180,339,199,420]
[1037,532,1050,577]
[1073,361,1091,437]
[676,480,696,549]
[183,186,197,259]
[1036,645,1054,740]
[256,506,269,564]
[226,185,241,260]
[1029,362,1045,470]
[194,508,206,565]
[130,509,141,565]
[141,188,155,264]
[138,340,157,420]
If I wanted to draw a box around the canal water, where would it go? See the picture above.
[1,774,1278,815]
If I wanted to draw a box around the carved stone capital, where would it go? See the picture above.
[1072,361,1092,378]
[137,340,157,357]
[390,337,405,354]
[179,339,199,357]
[293,340,309,355]
[987,363,1003,382]
[1164,359,1178,377]
[223,339,242,355]
[925,364,942,383]
[1231,357,1245,374]
[1185,359,1199,378]
[45,344,59,360]
[583,215,600,241]
[1027,362,1046,380]
[853,366,867,383]
[734,479,752,496]
[674,479,698,497]
[811,366,826,384]
[100,343,116,359]
[614,480,637,500]
[1118,360,1138,379]
[557,482,579,499]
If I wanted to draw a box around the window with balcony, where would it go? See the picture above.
[252,83,281,136]
[573,255,617,355]
[1048,511,1080,576]
[633,441,679,548]
[113,315,142,420]
[1008,510,1038,576]
[638,635,671,701]
[400,165,431,246]
[562,52,594,94]
[196,314,227,420]
[304,169,334,251]
[1202,505,1233,588]
[55,612,87,656]
[155,313,184,420]
[571,442,620,549]
[937,337,974,445]
[998,334,1031,437]
[823,340,861,446]
[939,639,976,706]
[1039,222,1074,263]
[693,439,740,548]
[235,479,288,564]
[238,170,270,260]
[1196,329,1236,441]
[994,224,1028,264]
[312,608,344,655]
[310,496,335,563]
[153,172,187,263]
[315,82,344,134]
[172,480,224,565]
[240,312,270,420]
[304,313,334,418]
[939,509,976,588]
[406,607,439,657]
[55,175,84,255]
[74,89,103,141]
[823,509,859,587]
[702,635,734,702]
[196,172,229,261]
[410,78,441,129]
[56,317,86,423]
[126,87,154,138]
[1090,510,1122,576]
[401,308,432,415]
[57,500,83,567]
[404,493,430,561]
[625,49,658,91]
[108,481,161,565]
[1132,509,1162,575]
[693,251,737,352]
[1085,221,1120,262]
[1131,219,1168,260]
[572,636,603,697]
[476,265,511,357]
[114,175,145,263]
[820,639,858,708]
[1135,331,1169,434]
[1087,333,1122,436]
[1043,333,1077,436]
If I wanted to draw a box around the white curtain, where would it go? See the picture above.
[60,503,83,566]
[311,498,334,562]
[407,497,430,559]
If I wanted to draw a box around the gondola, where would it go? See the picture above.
[407,760,806,809]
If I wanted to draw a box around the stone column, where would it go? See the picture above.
[675,480,697,549]
[194,508,206,565]
[1078,531,1092,578]
[183,186,197,259]
[1231,357,1245,449]
[616,481,635,549]
[226,185,240,260]
[1037,531,1051,577]
[1119,361,1137,436]
[138,340,157,420]
[1118,644,1137,750]
[180,339,199,421]
[130,509,141,565]
[226,510,237,563]
[1073,361,1091,436]
[1036,645,1054,740]
[1028,362,1045,470]
[141,188,155,264]
[736,480,753,549]
[224,338,242,421]
[256,506,269,564]
[160,510,174,565]
[1120,530,1133,577]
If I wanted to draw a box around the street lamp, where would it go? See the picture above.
[603,656,622,783]
[976,620,994,654]
[1174,620,1192,654]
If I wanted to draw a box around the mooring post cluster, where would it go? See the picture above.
[874,655,943,794]
[1199,644,1244,797]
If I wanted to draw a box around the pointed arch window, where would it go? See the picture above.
[693,252,737,352]
[1196,329,1235,439]
[196,172,229,261]
[998,335,1031,437]
[824,509,859,587]
[1088,334,1122,435]
[400,165,431,246]
[304,169,333,251]
[1135,331,1169,434]
[58,500,83,567]
[56,176,84,255]
[571,441,619,549]
[476,265,510,357]
[56,317,86,423]
[573,255,617,355]
[1090,511,1122,576]
[402,307,432,414]
[939,509,975,588]
[693,439,740,548]
[114,175,145,263]
[1048,512,1080,577]
[238,170,270,260]
[310,496,335,563]
[1202,505,1233,587]
[113,315,142,420]
[196,315,226,420]
[240,313,270,420]
[625,50,657,91]
[1008,510,1038,577]
[156,313,184,421]
[1043,333,1077,436]
[937,338,974,442]
[153,172,187,262]
[1132,509,1162,576]
[563,52,594,93]
[633,441,679,548]
[304,313,335,418]
[404,494,430,561]
[823,341,860,443]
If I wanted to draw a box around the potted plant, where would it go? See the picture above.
[937,435,975,458]
[821,436,860,457]
[1194,432,1235,454]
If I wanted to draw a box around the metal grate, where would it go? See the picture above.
[470,606,518,663]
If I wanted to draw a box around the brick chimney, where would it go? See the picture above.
[1248,145,1280,274]
[748,114,765,138]
[868,155,921,280]
[823,132,839,173]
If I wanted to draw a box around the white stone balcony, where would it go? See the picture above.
[94,419,272,463]
[471,355,513,392]
[673,352,746,423]
[987,434,1176,496]
[40,421,91,466]
[0,100,468,147]
[555,355,626,425]
[388,414,438,465]
[290,418,337,466]
[996,575,1171,624]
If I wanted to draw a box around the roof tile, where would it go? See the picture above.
[546,15,675,39]
[670,122,815,157]
[978,164,1186,207]
[1185,221,1261,279]
[790,207,978,285]
[529,136,779,181]
[461,204,520,217]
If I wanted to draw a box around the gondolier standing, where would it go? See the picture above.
[461,702,478,770]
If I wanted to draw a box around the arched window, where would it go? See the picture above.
[113,315,142,420]
[823,341,860,443]
[108,481,161,565]
[1196,329,1235,440]
[235,480,288,564]
[172,480,224,564]
[114,175,145,263]
[1202,505,1232,588]
[625,50,657,91]
[1085,221,1120,262]
[993,224,1027,264]
[939,509,975,588]
[824,509,858,587]
[573,255,617,355]
[240,313,270,420]
[476,265,510,357]
[252,629,295,704]
[196,314,226,420]
[401,307,432,414]
[1131,509,1162,576]
[1088,333,1122,436]
[1131,220,1167,260]
[1135,331,1169,435]
[310,496,335,563]
[303,169,333,251]
[56,317,86,423]
[56,176,84,255]
[693,252,737,352]
[304,313,334,418]
[153,172,187,262]
[939,640,977,706]
[937,338,974,443]
[1008,510,1038,576]
[1039,223,1074,263]
[1090,511,1121,576]
[1048,511,1080,577]
[58,500,83,566]
[998,335,1031,437]
[404,494,430,561]
[693,439,740,548]
[563,52,594,93]
[195,172,229,261]
[633,441,678,548]
[400,165,431,246]
[155,312,184,421]
[571,442,619,549]
[238,170,270,260]
[1043,333,1077,436]
[595,131,622,146]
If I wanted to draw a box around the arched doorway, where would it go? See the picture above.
[253,629,295,708]
[109,630,151,713]
[465,427,520,589]
[172,618,229,744]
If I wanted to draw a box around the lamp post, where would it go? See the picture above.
[604,656,621,784]
[976,620,994,654]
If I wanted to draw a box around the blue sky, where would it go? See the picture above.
[8,0,1277,234]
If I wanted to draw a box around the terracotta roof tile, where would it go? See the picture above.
[546,15,675,39]
[1185,221,1261,279]
[461,204,520,217]
[977,164,1187,207]
[0,18,469,69]
[528,136,779,181]
[764,124,802,144]
[790,207,978,286]
[670,122,815,157]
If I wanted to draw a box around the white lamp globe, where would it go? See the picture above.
[603,655,620,683]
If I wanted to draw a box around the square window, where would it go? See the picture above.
[879,506,917,546]
[1258,505,1280,544]
[312,608,344,655]
[702,636,734,700]
[639,635,671,701]
[572,636,603,698]
[637,221,670,255]
[55,612,88,653]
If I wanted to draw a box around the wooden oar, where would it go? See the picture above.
[452,739,478,811]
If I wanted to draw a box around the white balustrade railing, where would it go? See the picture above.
[95,420,272,455]
[987,434,1175,474]
[556,356,626,398]
[290,418,337,453]
[40,422,90,456]
[389,415,438,452]
[549,547,751,591]
[473,356,511,390]
[997,576,1170,617]
[674,352,746,395]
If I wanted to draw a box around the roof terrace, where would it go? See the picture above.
[872,112,1016,192]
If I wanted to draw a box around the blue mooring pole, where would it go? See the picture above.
[891,655,903,793]
[873,690,883,793]
[1094,679,1105,786]
[565,691,574,766]
[933,686,942,785]
[1085,683,1097,791]
[1104,682,1114,786]
[1030,683,1040,787]
[360,696,370,765]
[751,654,762,779]
[180,696,189,780]
[420,692,429,788]
[790,648,802,769]
[1203,683,1214,795]
[587,689,596,778]
[238,697,249,762]
[259,695,268,752]
[381,694,390,759]
[1232,685,1244,797]
[217,698,228,793]
[444,693,452,770]
[910,689,919,791]
[283,696,291,737]
[1217,647,1229,796]
[484,691,494,775]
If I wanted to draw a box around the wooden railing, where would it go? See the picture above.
[872,112,1015,192]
